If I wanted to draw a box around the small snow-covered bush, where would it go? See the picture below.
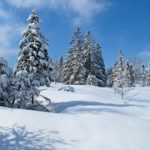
[58,86,75,92]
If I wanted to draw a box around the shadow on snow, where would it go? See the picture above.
[0,125,71,150]
[129,99,150,103]
[53,101,144,113]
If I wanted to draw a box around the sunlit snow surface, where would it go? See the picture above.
[0,84,150,150]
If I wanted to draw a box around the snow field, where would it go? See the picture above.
[0,84,150,150]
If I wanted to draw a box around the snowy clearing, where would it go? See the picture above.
[0,84,150,150]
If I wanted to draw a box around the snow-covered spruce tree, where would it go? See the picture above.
[141,64,146,87]
[14,10,52,87]
[113,51,128,102]
[84,31,106,87]
[12,70,53,111]
[83,31,93,79]
[0,57,12,106]
[53,56,64,83]
[106,67,114,87]
[12,70,39,108]
[92,43,106,87]
[147,65,150,86]
[12,11,53,111]
[62,27,86,85]
[128,58,143,86]
[113,50,124,90]
[124,62,134,87]
[113,51,134,102]
[51,60,57,83]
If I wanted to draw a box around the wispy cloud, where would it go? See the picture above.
[0,2,25,58]
[8,0,111,24]
[0,0,111,63]
[137,44,150,64]
[138,51,150,57]
[0,2,10,21]
[0,48,18,57]
[0,24,24,53]
[0,9,10,20]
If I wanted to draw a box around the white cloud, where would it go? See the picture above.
[0,4,25,58]
[0,2,10,20]
[0,24,24,45]
[0,9,10,20]
[0,24,24,57]
[0,0,111,61]
[0,48,18,57]
[8,0,110,23]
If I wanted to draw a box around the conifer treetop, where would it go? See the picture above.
[118,50,123,59]
[27,9,39,25]
[69,26,83,49]
[85,31,92,42]
[84,31,95,49]
[116,50,123,67]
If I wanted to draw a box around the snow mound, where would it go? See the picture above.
[58,85,75,92]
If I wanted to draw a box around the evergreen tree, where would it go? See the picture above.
[62,27,86,84]
[62,29,106,87]
[83,31,93,77]
[12,10,53,110]
[94,43,106,86]
[14,10,52,87]
[12,70,39,108]
[128,58,143,86]
[54,56,64,83]
[0,57,12,106]
[124,62,134,87]
[84,31,106,87]
[113,51,133,102]
[147,65,150,86]
[57,56,64,82]
[113,50,125,90]
[141,64,146,87]
[107,67,114,87]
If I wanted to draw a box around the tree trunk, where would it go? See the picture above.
[32,95,34,104]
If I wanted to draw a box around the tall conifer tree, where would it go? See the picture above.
[62,27,86,84]
[13,10,52,108]
[14,10,52,87]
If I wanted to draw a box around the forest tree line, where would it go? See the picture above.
[0,10,150,110]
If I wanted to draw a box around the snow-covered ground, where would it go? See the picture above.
[0,84,150,150]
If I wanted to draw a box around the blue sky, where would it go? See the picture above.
[0,0,150,68]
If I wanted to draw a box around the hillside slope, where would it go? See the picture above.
[0,84,150,150]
